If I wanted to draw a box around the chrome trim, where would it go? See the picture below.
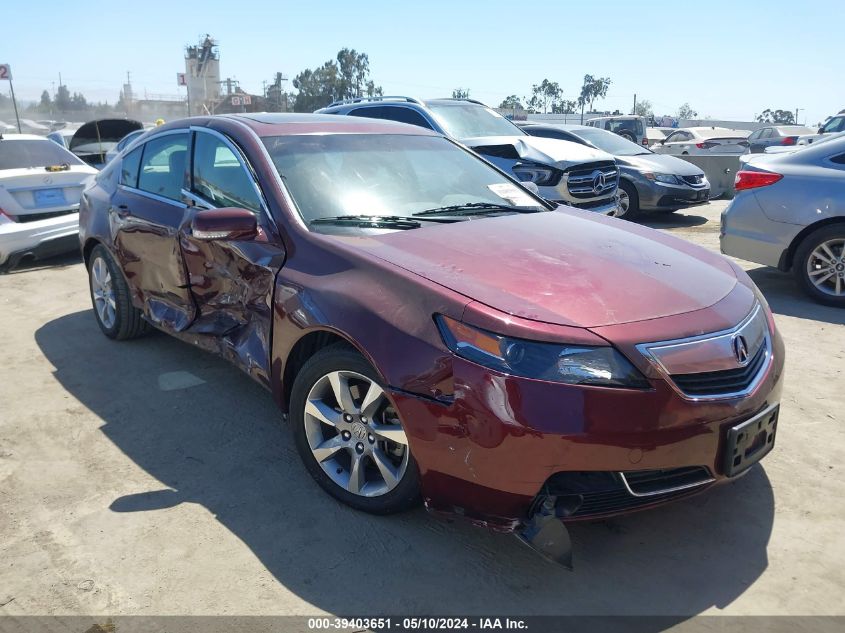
[117,183,187,208]
[618,470,715,498]
[636,303,773,401]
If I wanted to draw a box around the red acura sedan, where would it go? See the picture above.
[78,114,784,565]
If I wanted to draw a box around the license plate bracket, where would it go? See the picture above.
[725,404,779,477]
[34,188,65,206]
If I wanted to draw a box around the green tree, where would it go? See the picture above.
[54,84,72,111]
[552,99,577,114]
[452,87,470,99]
[632,99,653,117]
[292,49,382,112]
[38,90,52,112]
[499,95,522,110]
[677,103,698,119]
[757,108,795,124]
[578,74,611,112]
[527,79,562,114]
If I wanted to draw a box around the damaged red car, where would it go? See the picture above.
[79,114,784,565]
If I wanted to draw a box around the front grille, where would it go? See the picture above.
[681,174,705,186]
[672,343,767,397]
[542,467,713,519]
[566,161,618,198]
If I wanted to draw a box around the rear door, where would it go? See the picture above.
[111,131,197,332]
[178,127,286,386]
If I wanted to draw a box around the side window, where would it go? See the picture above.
[748,130,761,141]
[192,132,262,212]
[348,106,433,130]
[120,146,143,188]
[830,153,845,165]
[667,132,686,143]
[759,128,772,139]
[137,133,189,201]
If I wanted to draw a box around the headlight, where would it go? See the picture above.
[645,173,681,185]
[511,162,560,186]
[435,315,649,389]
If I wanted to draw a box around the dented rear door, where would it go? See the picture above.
[178,128,285,386]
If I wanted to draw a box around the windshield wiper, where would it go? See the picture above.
[310,215,459,229]
[413,202,541,217]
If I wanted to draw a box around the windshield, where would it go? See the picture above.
[262,134,544,225]
[571,128,651,156]
[426,103,525,139]
[0,139,84,169]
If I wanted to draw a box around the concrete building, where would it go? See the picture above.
[185,35,221,115]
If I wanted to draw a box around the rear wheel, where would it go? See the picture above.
[616,180,640,220]
[289,345,420,514]
[617,131,635,142]
[793,225,845,307]
[88,244,149,339]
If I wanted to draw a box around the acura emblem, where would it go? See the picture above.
[592,171,607,194]
[732,335,750,365]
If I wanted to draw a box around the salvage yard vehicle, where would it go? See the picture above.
[317,97,620,215]
[585,115,649,146]
[0,133,98,271]
[653,127,751,155]
[721,135,845,306]
[79,113,784,566]
[746,125,817,153]
[519,123,709,219]
[798,113,845,145]
[68,118,143,169]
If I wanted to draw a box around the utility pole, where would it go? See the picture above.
[795,108,804,124]
[632,93,637,115]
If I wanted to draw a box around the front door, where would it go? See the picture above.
[112,131,197,332]
[178,128,286,386]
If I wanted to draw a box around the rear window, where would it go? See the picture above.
[0,139,84,170]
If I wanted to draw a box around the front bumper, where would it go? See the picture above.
[550,197,619,216]
[0,212,80,269]
[391,328,785,529]
[638,179,710,211]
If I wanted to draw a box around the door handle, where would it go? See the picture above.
[115,204,130,217]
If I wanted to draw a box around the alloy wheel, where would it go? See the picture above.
[617,189,630,216]
[303,370,409,497]
[806,238,845,297]
[90,256,117,329]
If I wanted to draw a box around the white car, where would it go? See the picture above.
[0,134,98,271]
[651,127,751,155]
[797,113,845,146]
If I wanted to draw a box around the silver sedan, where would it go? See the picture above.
[720,136,845,306]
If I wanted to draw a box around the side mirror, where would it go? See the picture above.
[520,181,540,195]
[818,127,825,135]
[191,207,258,241]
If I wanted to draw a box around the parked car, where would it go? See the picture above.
[104,128,148,164]
[645,127,671,146]
[721,135,845,306]
[17,119,50,135]
[585,115,649,146]
[652,127,750,155]
[317,97,620,215]
[47,128,79,149]
[79,113,784,566]
[0,133,98,270]
[746,126,817,153]
[519,123,710,218]
[68,119,143,169]
[797,113,845,146]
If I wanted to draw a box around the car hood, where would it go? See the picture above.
[616,153,704,176]
[462,135,614,169]
[69,119,143,153]
[342,209,738,328]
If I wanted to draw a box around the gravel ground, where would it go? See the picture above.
[0,200,843,618]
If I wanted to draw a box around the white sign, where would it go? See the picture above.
[0,64,12,81]
[176,72,187,87]
[231,95,252,106]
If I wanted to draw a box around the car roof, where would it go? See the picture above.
[521,122,590,131]
[222,112,440,137]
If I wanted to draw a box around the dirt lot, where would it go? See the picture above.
[1,200,843,618]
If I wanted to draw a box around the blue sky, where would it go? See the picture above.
[3,0,842,124]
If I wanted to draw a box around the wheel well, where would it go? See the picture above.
[82,238,101,268]
[281,330,352,412]
[780,217,845,271]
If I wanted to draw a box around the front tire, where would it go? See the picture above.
[88,244,149,339]
[616,180,640,220]
[793,225,845,307]
[289,344,421,514]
